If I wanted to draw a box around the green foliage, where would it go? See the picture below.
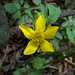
[15,0,19,3]
[55,31,63,40]
[24,10,33,18]
[4,1,75,74]
[4,1,32,24]
[52,39,60,51]
[40,4,48,22]
[4,1,61,25]
[33,57,44,69]
[17,15,32,24]
[4,3,17,14]
[23,3,30,8]
[12,11,21,19]
[33,10,41,19]
[32,0,41,5]
[17,15,25,24]
[46,4,61,24]
[26,70,45,75]
[32,21,36,30]
[70,26,75,30]
[16,50,75,74]
[20,67,27,72]
[61,20,68,27]
[20,0,24,5]
[14,69,23,75]
[61,15,75,45]
[14,2,21,9]
[44,50,75,66]
[15,0,25,5]
[61,29,68,39]
[66,28,75,44]
[4,2,21,14]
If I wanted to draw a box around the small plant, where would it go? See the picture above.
[19,15,59,55]
[61,15,75,45]
[4,0,33,24]
[3,0,75,75]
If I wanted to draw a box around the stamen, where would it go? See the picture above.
[32,31,45,43]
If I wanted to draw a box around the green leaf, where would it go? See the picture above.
[27,70,45,75]
[73,30,75,36]
[33,10,41,19]
[20,0,24,5]
[32,21,36,30]
[4,3,17,14]
[40,4,48,22]
[15,0,19,3]
[17,15,32,24]
[17,15,26,24]
[32,0,41,5]
[61,18,74,27]
[67,20,74,27]
[12,11,21,19]
[25,10,33,18]
[26,65,30,69]
[68,16,74,20]
[14,2,21,9]
[62,17,67,20]
[14,69,23,75]
[46,4,55,20]
[61,21,68,27]
[43,59,50,68]
[70,26,75,30]
[46,4,61,24]
[66,28,75,44]
[33,57,44,69]
[24,3,30,8]
[25,16,32,23]
[61,29,68,39]
[20,68,27,72]
[52,39,60,51]
[55,31,63,40]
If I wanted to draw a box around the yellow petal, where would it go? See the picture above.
[23,40,39,55]
[40,40,54,52]
[19,25,35,39]
[35,15,46,32]
[44,26,59,39]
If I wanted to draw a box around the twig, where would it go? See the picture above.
[64,58,75,67]
[59,10,75,18]
[0,45,9,69]
[9,19,17,27]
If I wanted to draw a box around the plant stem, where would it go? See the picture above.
[43,51,75,66]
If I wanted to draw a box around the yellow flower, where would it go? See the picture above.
[19,15,59,55]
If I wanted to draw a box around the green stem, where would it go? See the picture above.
[43,51,75,66]
[17,49,75,67]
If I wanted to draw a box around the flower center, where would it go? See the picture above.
[32,31,44,43]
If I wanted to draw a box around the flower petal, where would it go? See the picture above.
[19,25,35,39]
[44,26,59,39]
[40,40,54,52]
[23,40,39,55]
[35,15,46,32]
